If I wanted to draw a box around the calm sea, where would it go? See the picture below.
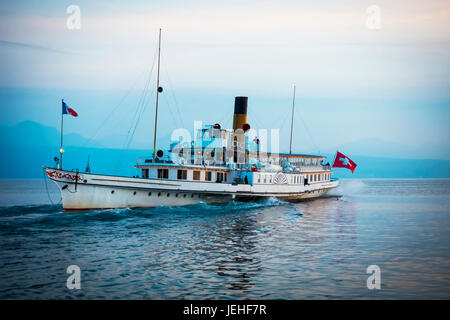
[0,179,449,299]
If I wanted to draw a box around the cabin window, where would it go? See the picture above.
[142,169,149,179]
[269,175,272,183]
[157,168,168,179]
[217,172,224,183]
[193,170,201,180]
[224,173,227,181]
[257,174,260,183]
[177,169,187,180]
[263,175,266,183]
[205,171,212,181]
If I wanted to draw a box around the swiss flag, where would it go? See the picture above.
[332,151,357,173]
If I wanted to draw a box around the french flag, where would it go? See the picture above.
[62,101,78,117]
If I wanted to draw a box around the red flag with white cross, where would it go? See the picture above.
[332,151,357,173]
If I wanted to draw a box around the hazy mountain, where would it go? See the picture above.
[0,121,104,148]
[0,121,449,179]
[323,137,450,160]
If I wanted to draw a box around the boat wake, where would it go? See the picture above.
[0,197,289,229]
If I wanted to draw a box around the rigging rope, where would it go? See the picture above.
[162,58,185,129]
[81,66,151,149]
[162,92,181,129]
[114,46,158,173]
[296,109,321,154]
[42,169,62,206]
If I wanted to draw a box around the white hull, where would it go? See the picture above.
[45,168,339,210]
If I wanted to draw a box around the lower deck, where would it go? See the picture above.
[45,167,339,210]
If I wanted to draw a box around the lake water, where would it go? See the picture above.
[0,179,449,299]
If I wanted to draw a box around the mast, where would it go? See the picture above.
[152,28,162,162]
[60,99,64,169]
[289,85,296,156]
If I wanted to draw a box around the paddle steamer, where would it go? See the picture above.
[44,30,339,210]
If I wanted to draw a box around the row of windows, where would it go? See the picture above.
[256,173,330,184]
[257,174,272,184]
[293,175,302,184]
[306,173,330,183]
[110,189,203,198]
[283,158,322,166]
[157,168,226,182]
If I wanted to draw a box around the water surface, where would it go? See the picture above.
[0,179,449,299]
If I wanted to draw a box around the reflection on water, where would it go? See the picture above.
[0,179,449,299]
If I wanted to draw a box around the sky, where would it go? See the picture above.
[0,0,449,159]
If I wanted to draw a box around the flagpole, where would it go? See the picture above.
[289,85,296,156]
[60,99,64,169]
[332,150,338,167]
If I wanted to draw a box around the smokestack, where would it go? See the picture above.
[232,96,248,131]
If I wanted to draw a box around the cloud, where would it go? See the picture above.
[0,0,448,94]
[0,39,72,54]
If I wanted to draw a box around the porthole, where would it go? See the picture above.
[158,192,161,197]
[175,193,178,197]
[148,192,152,196]
[183,194,187,198]
[111,190,115,194]
[191,194,194,198]
[167,193,170,197]
[133,191,137,195]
